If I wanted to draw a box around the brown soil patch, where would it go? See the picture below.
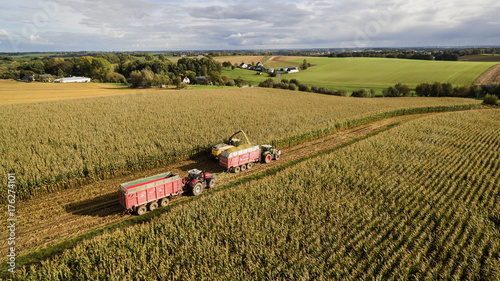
[474,63,500,85]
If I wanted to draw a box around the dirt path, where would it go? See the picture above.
[0,113,440,261]
[474,63,500,85]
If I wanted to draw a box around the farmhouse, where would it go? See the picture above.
[180,75,190,84]
[54,76,91,83]
[267,68,275,73]
[38,74,53,82]
[22,74,35,82]
[239,63,248,69]
[256,62,263,67]
[276,66,299,73]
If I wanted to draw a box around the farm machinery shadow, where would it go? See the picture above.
[64,192,124,217]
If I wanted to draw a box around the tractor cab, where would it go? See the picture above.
[228,138,240,146]
[184,169,216,196]
[187,169,204,181]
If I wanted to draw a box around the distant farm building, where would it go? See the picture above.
[54,76,91,83]
[239,63,248,69]
[22,75,35,82]
[256,62,264,67]
[267,68,275,73]
[180,75,190,84]
[286,67,299,73]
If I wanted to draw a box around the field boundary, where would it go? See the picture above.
[12,103,482,201]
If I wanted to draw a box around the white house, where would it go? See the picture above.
[180,75,190,84]
[267,68,275,73]
[286,67,299,73]
[54,76,91,83]
[239,63,248,69]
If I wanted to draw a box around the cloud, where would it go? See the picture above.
[0,0,499,51]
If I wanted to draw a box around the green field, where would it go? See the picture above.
[267,57,497,92]
[221,68,273,85]
[17,109,500,280]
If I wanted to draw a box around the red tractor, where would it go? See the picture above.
[183,169,216,196]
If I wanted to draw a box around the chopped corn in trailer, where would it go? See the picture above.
[218,130,281,173]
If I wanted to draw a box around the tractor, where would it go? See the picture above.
[260,144,281,163]
[183,169,216,196]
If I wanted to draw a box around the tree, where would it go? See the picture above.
[145,53,154,61]
[130,69,154,88]
[91,57,113,81]
[431,82,444,97]
[394,83,411,96]
[173,77,182,88]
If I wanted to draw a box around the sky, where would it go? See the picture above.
[0,0,499,52]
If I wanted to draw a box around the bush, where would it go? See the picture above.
[280,82,290,90]
[106,72,127,84]
[298,84,312,92]
[311,85,319,93]
[338,90,349,97]
[483,94,499,105]
[281,78,289,84]
[288,83,297,91]
[351,88,374,98]
[258,78,274,88]
[289,78,300,86]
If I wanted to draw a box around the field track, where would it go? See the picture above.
[474,63,500,85]
[0,109,490,267]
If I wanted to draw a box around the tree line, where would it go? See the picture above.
[0,53,230,88]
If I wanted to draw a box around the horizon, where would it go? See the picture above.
[1,0,499,53]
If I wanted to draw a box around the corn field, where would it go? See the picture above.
[0,87,481,200]
[17,109,500,280]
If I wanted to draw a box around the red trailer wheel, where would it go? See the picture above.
[247,162,253,169]
[136,205,147,216]
[149,202,158,211]
[234,166,241,173]
[275,154,280,160]
[160,198,170,207]
[241,164,247,171]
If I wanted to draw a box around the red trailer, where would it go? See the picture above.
[118,171,182,215]
[219,144,261,173]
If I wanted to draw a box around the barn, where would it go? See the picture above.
[54,77,91,83]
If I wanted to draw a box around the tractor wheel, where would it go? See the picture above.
[160,198,170,207]
[275,154,280,160]
[241,164,247,172]
[263,153,272,164]
[207,178,215,189]
[234,166,241,173]
[192,182,204,196]
[247,162,253,169]
[149,201,158,211]
[136,205,147,216]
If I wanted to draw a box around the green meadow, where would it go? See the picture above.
[279,57,497,91]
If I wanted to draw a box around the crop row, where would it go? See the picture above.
[0,88,481,200]
[16,109,500,280]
